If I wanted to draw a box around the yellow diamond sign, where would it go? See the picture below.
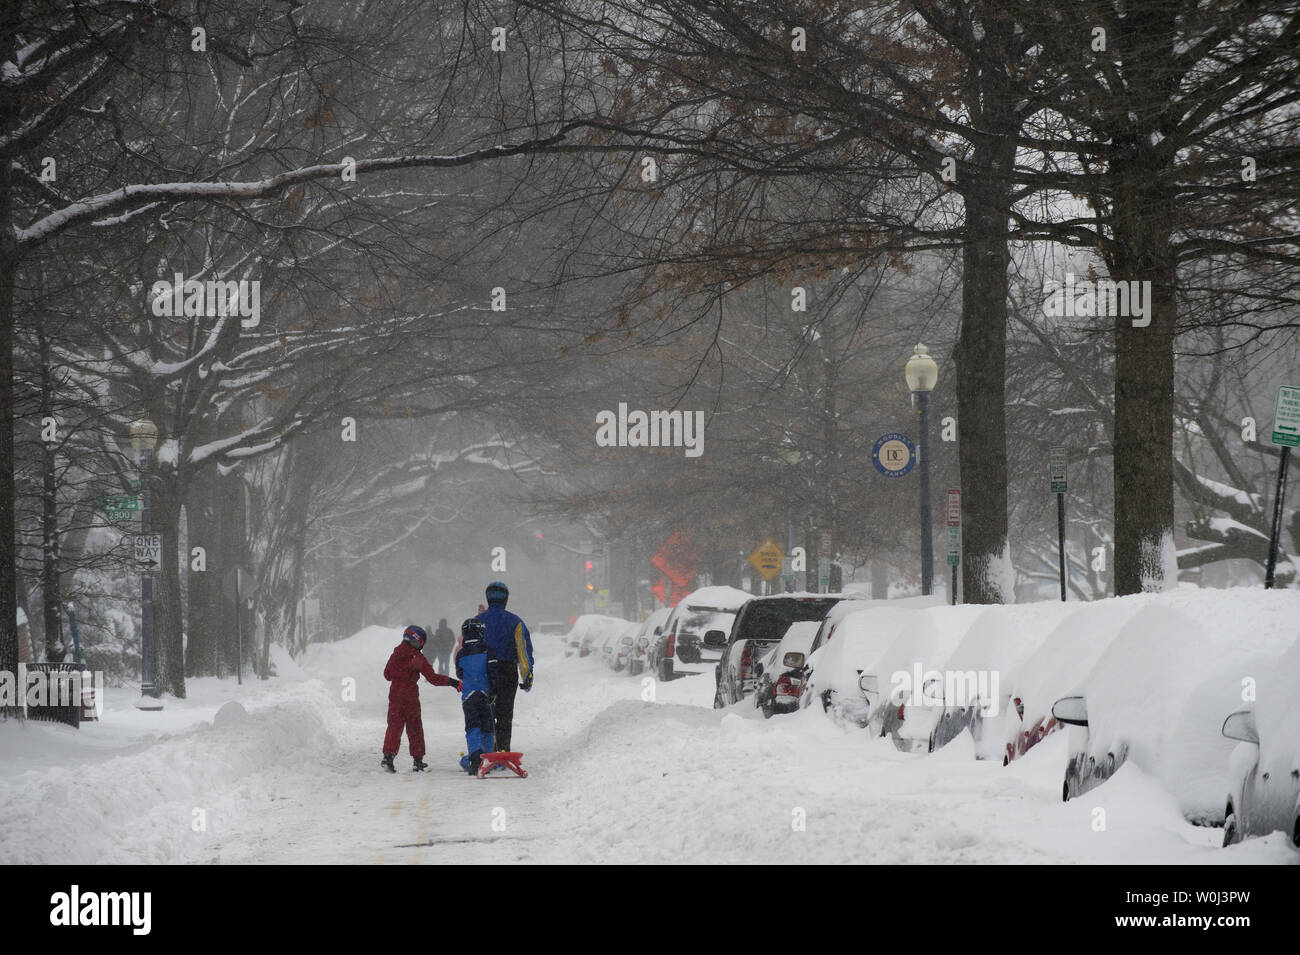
[748,540,784,581]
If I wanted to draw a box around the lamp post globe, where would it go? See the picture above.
[906,345,938,597]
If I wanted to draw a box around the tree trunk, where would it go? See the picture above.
[38,328,64,660]
[185,465,221,677]
[955,134,1015,604]
[216,471,248,674]
[0,41,17,687]
[1110,162,1177,595]
[153,476,187,697]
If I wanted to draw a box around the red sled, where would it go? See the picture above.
[477,751,528,779]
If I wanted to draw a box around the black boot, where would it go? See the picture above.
[380,754,396,773]
[412,757,428,772]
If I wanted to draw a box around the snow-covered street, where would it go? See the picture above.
[5,615,1297,866]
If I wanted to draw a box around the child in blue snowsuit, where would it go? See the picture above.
[456,618,494,775]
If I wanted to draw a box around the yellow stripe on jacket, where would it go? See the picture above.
[515,623,532,682]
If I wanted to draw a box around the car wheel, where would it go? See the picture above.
[1062,778,1070,803]
[713,686,724,709]
[659,660,673,682]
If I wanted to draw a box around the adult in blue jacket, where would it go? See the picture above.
[475,581,534,752]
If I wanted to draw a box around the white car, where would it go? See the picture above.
[800,604,923,729]
[752,621,819,718]
[629,608,671,677]
[1052,601,1300,823]
[1221,636,1300,848]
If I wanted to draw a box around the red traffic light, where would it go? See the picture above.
[585,560,594,570]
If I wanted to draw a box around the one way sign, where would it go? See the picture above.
[134,534,162,569]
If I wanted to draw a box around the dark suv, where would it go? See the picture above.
[711,594,849,708]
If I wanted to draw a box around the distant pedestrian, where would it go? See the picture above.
[429,618,456,674]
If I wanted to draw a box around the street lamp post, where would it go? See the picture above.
[905,344,939,597]
[131,419,162,710]
[777,447,802,591]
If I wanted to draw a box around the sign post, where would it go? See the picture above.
[1049,446,1068,601]
[1265,385,1300,588]
[222,566,257,685]
[946,489,961,605]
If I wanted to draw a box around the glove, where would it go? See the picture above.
[520,674,533,692]
[447,679,462,692]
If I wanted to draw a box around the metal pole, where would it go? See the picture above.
[235,572,244,685]
[917,391,933,596]
[1265,446,1291,589]
[1057,491,1067,601]
[951,564,958,606]
[140,456,157,698]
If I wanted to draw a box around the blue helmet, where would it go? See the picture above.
[461,618,487,652]
[485,581,509,605]
[402,625,427,649]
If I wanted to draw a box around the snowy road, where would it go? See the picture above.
[3,624,1298,865]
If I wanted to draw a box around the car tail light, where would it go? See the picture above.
[740,644,753,680]
[775,674,802,698]
[665,632,676,658]
[897,703,906,722]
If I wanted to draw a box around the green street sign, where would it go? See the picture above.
[947,554,960,566]
[1271,385,1300,448]
[1049,446,1068,494]
[99,495,140,520]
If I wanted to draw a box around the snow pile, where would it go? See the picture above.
[0,683,342,864]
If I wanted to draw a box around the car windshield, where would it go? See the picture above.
[678,608,737,637]
[736,597,842,643]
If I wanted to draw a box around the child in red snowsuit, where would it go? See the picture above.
[382,625,460,772]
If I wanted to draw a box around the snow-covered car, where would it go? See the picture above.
[800,603,925,730]
[1221,636,1300,849]
[667,586,750,664]
[713,593,851,708]
[1051,596,1300,823]
[598,628,632,671]
[752,620,819,718]
[648,586,750,681]
[568,614,629,658]
[983,601,1142,765]
[629,607,671,677]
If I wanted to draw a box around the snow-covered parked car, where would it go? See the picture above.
[983,600,1142,765]
[629,607,671,677]
[1221,635,1300,849]
[648,585,750,681]
[752,621,819,718]
[1052,592,1300,823]
[667,586,750,664]
[712,593,851,708]
[568,614,632,659]
[799,602,927,729]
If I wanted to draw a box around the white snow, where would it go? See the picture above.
[3,589,1298,864]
